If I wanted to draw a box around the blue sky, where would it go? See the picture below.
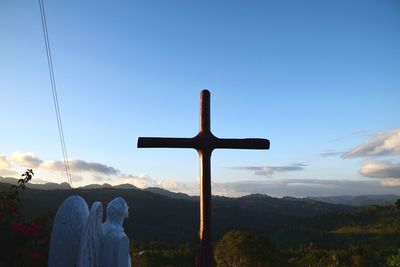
[0,0,399,197]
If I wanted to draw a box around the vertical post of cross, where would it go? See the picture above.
[198,90,213,267]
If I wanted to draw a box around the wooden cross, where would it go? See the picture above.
[137,90,270,267]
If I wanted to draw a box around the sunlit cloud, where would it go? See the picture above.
[380,178,400,187]
[0,169,19,177]
[342,129,400,158]
[231,163,306,176]
[11,152,43,168]
[71,174,84,182]
[92,175,112,182]
[2,151,121,184]
[113,174,198,194]
[1,147,399,197]
[0,155,11,169]
[359,160,400,179]
[118,174,156,188]
[156,179,193,193]
[211,178,400,197]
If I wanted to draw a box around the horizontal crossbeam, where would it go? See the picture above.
[137,136,269,151]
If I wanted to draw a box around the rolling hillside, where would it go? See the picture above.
[1,181,357,243]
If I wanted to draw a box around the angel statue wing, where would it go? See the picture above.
[77,201,104,267]
[48,195,89,267]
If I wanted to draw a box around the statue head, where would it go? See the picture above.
[105,197,129,225]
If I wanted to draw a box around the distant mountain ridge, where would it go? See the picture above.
[0,180,359,242]
[144,187,194,200]
[0,176,72,190]
[1,176,398,206]
[0,177,138,190]
[81,183,138,189]
[306,195,400,206]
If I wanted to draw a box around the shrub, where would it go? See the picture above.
[0,170,51,267]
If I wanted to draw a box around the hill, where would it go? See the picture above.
[0,176,71,190]
[0,181,357,243]
[307,194,400,206]
[144,187,194,200]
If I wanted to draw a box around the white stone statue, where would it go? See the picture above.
[48,195,131,267]
[100,197,131,267]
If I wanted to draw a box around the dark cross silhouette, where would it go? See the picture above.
[137,90,270,267]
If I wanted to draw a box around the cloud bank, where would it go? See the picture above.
[0,155,11,169]
[232,163,306,176]
[1,140,399,197]
[211,178,400,197]
[360,161,400,179]
[11,152,43,167]
[340,129,400,186]
[342,129,400,158]
[42,159,119,175]
[2,151,121,185]
[0,169,18,177]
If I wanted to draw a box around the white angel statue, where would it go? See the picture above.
[48,195,131,267]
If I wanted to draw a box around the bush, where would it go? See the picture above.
[395,199,400,210]
[214,230,283,267]
[0,170,51,267]
[387,249,400,267]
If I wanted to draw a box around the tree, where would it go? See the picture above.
[387,249,400,267]
[214,230,283,267]
[395,199,400,210]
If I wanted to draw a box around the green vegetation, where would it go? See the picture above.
[127,202,400,266]
[131,241,196,267]
[272,202,400,266]
[0,170,51,267]
[387,249,400,267]
[1,177,399,266]
[214,230,283,267]
[396,199,400,210]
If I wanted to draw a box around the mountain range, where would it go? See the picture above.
[1,176,399,243]
[1,176,398,206]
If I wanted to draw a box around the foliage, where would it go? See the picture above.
[395,199,400,210]
[0,170,51,267]
[131,240,196,267]
[214,230,283,267]
[387,249,400,267]
[273,204,400,267]
[286,243,389,267]
[0,176,399,266]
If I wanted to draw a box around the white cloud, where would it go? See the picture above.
[118,174,156,188]
[29,177,51,184]
[380,178,400,187]
[0,155,11,169]
[156,179,194,194]
[359,160,400,179]
[211,178,400,197]
[113,174,199,195]
[231,163,306,176]
[71,174,84,182]
[342,129,400,158]
[0,169,18,177]
[11,152,43,167]
[42,159,119,175]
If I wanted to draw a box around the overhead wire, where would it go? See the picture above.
[38,0,73,188]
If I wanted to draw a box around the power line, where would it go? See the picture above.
[38,0,73,188]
